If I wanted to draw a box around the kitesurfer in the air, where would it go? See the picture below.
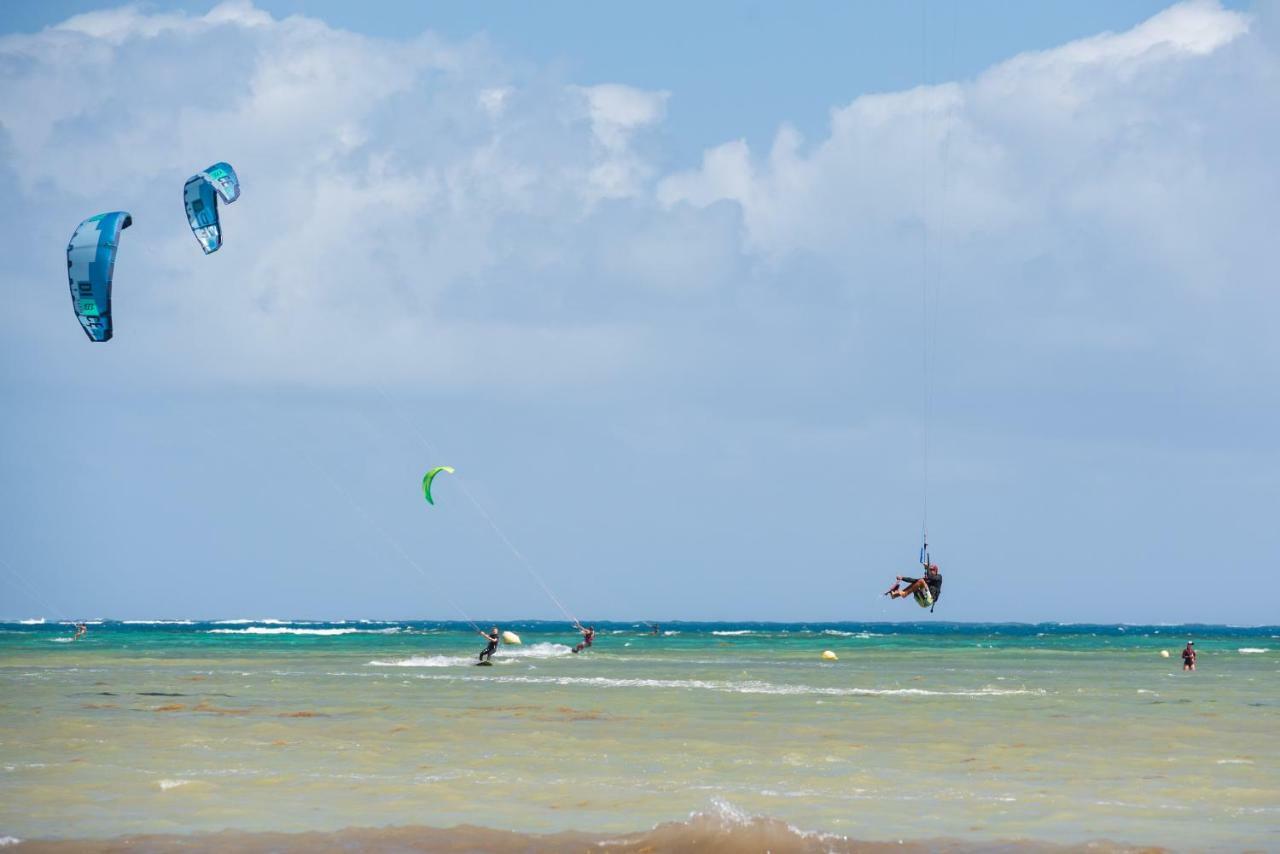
[478,626,500,662]
[572,624,595,653]
[885,562,943,612]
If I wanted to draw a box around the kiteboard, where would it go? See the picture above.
[475,660,493,666]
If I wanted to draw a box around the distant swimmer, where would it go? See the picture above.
[477,626,500,663]
[73,622,87,640]
[571,624,595,654]
[885,562,943,613]
[1181,641,1196,671]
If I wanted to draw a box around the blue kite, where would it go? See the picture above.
[183,162,240,254]
[66,211,132,342]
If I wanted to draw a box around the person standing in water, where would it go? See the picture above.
[477,626,500,662]
[572,624,595,653]
[1181,641,1196,672]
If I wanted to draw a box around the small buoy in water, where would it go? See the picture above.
[1160,649,1170,658]
[821,650,838,661]
[502,631,522,645]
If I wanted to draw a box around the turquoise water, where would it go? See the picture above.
[1,621,1277,849]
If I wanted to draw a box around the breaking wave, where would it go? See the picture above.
[207,627,399,636]
[399,672,1043,697]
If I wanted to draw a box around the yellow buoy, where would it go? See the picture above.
[1160,649,1170,658]
[502,631,522,646]
[821,650,838,661]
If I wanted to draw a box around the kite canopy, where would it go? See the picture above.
[184,162,240,254]
[66,211,132,342]
[422,466,455,505]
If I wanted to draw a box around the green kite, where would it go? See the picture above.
[422,466,455,505]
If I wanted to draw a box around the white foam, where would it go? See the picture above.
[50,637,75,643]
[0,837,21,847]
[502,642,573,659]
[18,618,44,625]
[370,642,571,668]
[370,655,472,668]
[207,627,359,636]
[213,618,288,625]
[123,620,195,625]
[1217,758,1254,764]
[158,779,191,790]
[1238,648,1269,654]
[712,630,754,636]
[404,673,1044,697]
[663,630,681,636]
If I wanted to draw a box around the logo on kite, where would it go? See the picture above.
[184,162,240,254]
[422,466,455,505]
[66,211,132,342]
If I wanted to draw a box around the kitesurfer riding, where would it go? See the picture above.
[885,562,943,612]
[572,624,595,654]
[478,626,500,662]
[73,622,87,641]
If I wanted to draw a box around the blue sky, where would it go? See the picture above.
[0,0,1276,623]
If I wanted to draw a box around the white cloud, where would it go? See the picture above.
[0,2,675,388]
[573,83,669,200]
[0,0,1274,407]
[2,0,1278,622]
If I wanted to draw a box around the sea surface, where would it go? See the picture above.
[0,620,1276,851]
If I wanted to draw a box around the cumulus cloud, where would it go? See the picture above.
[656,0,1277,411]
[0,0,1274,409]
[0,2,676,388]
[2,0,1278,622]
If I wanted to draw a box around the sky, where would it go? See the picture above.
[0,0,1276,624]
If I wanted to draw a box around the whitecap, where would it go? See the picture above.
[158,779,191,790]
[712,630,754,636]
[18,618,44,625]
[403,672,1044,697]
[212,618,288,625]
[1239,648,1269,654]
[370,655,472,668]
[207,627,359,636]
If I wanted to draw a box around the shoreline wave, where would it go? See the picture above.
[3,803,1166,853]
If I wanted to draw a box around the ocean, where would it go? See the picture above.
[0,620,1276,851]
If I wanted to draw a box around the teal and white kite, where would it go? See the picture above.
[66,211,132,342]
[184,162,240,254]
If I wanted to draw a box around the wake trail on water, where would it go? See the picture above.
[370,643,572,668]
[389,671,1043,697]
